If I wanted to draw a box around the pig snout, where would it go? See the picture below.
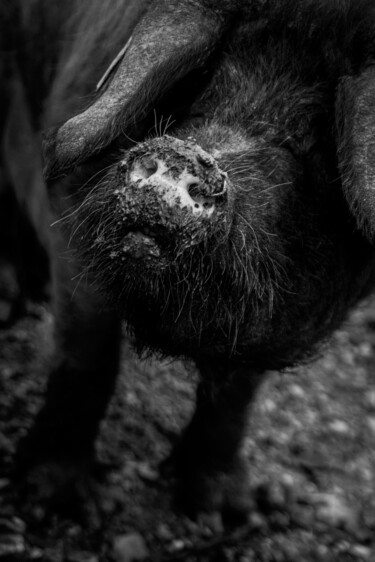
[130,155,219,216]
[112,136,230,261]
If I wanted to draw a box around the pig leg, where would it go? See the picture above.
[16,238,122,519]
[167,359,264,524]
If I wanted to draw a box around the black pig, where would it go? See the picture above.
[4,0,375,522]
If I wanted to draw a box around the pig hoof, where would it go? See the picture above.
[16,460,109,528]
[161,454,253,526]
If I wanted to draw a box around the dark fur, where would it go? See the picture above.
[58,0,375,366]
[3,0,375,520]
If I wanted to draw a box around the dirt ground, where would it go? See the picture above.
[0,293,374,561]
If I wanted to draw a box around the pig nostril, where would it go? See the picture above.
[188,183,204,206]
[188,182,215,210]
[138,156,158,179]
[188,182,200,198]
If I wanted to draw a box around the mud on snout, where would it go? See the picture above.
[112,135,230,261]
[70,135,231,275]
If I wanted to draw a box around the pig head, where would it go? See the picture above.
[43,0,375,367]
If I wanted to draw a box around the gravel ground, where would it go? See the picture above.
[0,295,374,561]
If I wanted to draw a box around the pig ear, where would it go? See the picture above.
[43,1,232,180]
[336,67,375,242]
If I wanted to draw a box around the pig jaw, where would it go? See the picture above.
[110,135,230,264]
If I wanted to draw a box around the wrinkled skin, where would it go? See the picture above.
[2,0,375,524]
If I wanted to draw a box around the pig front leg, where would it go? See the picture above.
[15,237,122,520]
[165,359,264,526]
